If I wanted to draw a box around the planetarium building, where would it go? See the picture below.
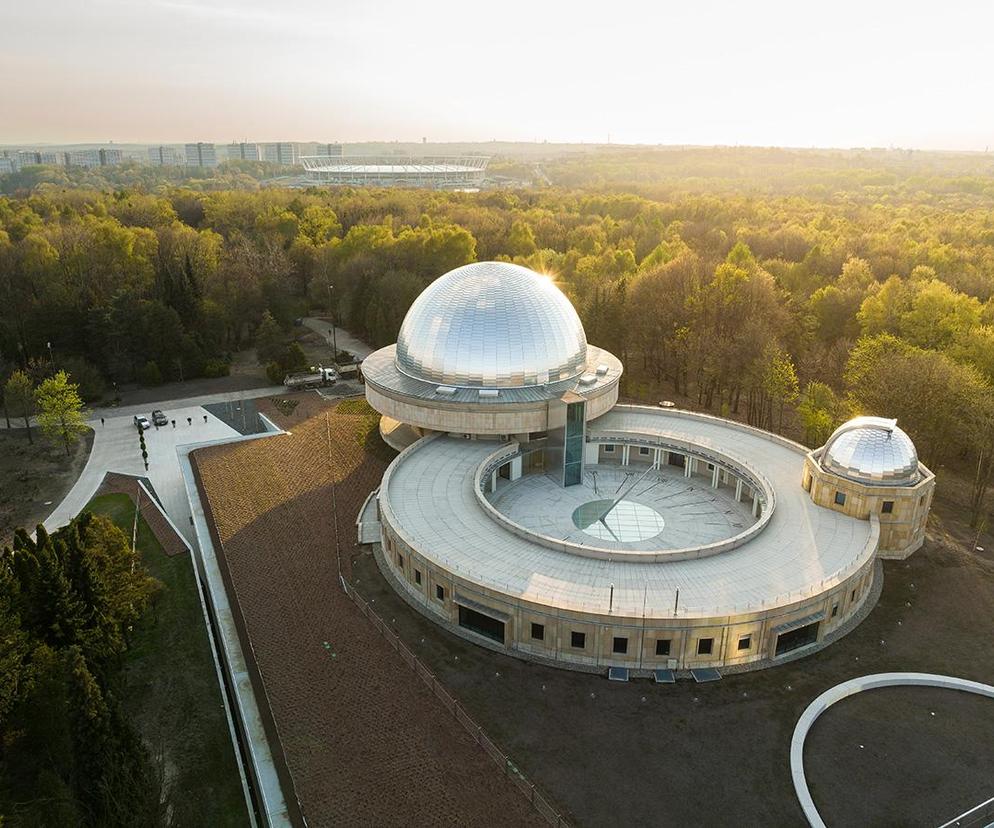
[358,262,935,675]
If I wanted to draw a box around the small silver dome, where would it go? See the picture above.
[821,417,920,486]
[395,262,588,388]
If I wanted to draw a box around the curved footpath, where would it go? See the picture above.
[790,673,994,828]
[381,405,875,618]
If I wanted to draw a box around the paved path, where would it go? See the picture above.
[42,388,284,543]
[302,317,373,360]
[790,672,994,828]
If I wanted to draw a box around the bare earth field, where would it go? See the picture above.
[0,427,93,545]
[193,397,543,828]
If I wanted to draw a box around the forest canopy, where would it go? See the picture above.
[2,146,994,524]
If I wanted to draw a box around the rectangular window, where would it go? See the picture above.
[850,589,856,603]
[655,638,671,656]
[397,553,404,568]
[831,603,838,618]
[834,491,847,506]
[570,631,586,649]
[639,446,650,456]
[604,444,615,453]
[613,636,628,654]
[697,638,713,656]
[414,569,422,585]
[435,584,445,601]
[738,635,751,651]
[531,622,545,641]
[882,501,894,514]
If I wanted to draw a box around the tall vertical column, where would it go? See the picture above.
[684,457,693,478]
[711,465,720,488]
[735,479,743,502]
[622,445,630,466]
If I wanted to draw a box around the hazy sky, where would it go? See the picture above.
[3,0,993,149]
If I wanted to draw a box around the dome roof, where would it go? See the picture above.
[821,417,920,486]
[395,262,588,388]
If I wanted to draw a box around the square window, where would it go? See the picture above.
[571,631,586,649]
[613,636,628,654]
[882,501,894,514]
[831,603,838,618]
[604,444,615,453]
[697,638,713,656]
[834,491,846,506]
[639,446,650,455]
[655,638,671,656]
[531,622,545,641]
[414,569,422,585]
[738,635,751,651]
[435,584,445,601]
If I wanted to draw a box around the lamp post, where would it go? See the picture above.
[327,283,338,361]
[46,341,54,366]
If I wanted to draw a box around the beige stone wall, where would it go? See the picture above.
[366,377,619,437]
[803,454,934,559]
[379,515,876,672]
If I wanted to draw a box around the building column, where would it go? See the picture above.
[684,456,693,478]
[752,494,761,517]
[491,470,498,492]
[622,445,630,466]
[711,465,720,488]
[661,450,669,468]
[735,479,743,502]
[510,456,522,481]
[653,447,662,469]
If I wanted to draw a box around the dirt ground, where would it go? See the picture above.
[0,426,93,545]
[805,686,994,827]
[351,512,994,828]
[193,398,543,828]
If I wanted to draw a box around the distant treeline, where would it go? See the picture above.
[1,148,993,521]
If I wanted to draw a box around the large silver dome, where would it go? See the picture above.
[395,262,588,388]
[821,417,920,486]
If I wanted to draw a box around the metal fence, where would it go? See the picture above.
[341,580,570,828]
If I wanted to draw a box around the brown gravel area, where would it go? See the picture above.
[193,399,543,828]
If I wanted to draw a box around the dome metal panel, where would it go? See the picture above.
[821,416,920,486]
[395,262,588,388]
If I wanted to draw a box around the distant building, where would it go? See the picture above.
[316,143,343,158]
[0,157,15,175]
[36,151,62,165]
[148,145,181,166]
[99,148,123,166]
[227,142,260,161]
[65,149,102,168]
[261,142,299,165]
[300,155,489,189]
[184,142,218,168]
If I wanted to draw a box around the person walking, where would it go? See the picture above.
[100,417,105,427]
[187,416,192,426]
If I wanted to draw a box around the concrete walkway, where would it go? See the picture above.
[302,317,373,360]
[42,387,285,544]
[790,672,994,828]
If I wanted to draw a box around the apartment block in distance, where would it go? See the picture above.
[261,142,299,165]
[148,145,182,166]
[184,142,218,168]
[227,142,261,161]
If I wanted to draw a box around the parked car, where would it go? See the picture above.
[151,409,168,426]
[134,414,151,430]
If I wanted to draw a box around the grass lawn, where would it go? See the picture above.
[86,493,250,826]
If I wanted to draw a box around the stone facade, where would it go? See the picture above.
[377,513,878,673]
[802,452,934,559]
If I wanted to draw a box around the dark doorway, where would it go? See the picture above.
[458,605,505,644]
[668,453,686,468]
[498,462,511,480]
[775,621,820,656]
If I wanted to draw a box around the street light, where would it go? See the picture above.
[327,284,339,361]
[46,341,54,365]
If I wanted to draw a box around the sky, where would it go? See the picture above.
[2,0,993,150]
